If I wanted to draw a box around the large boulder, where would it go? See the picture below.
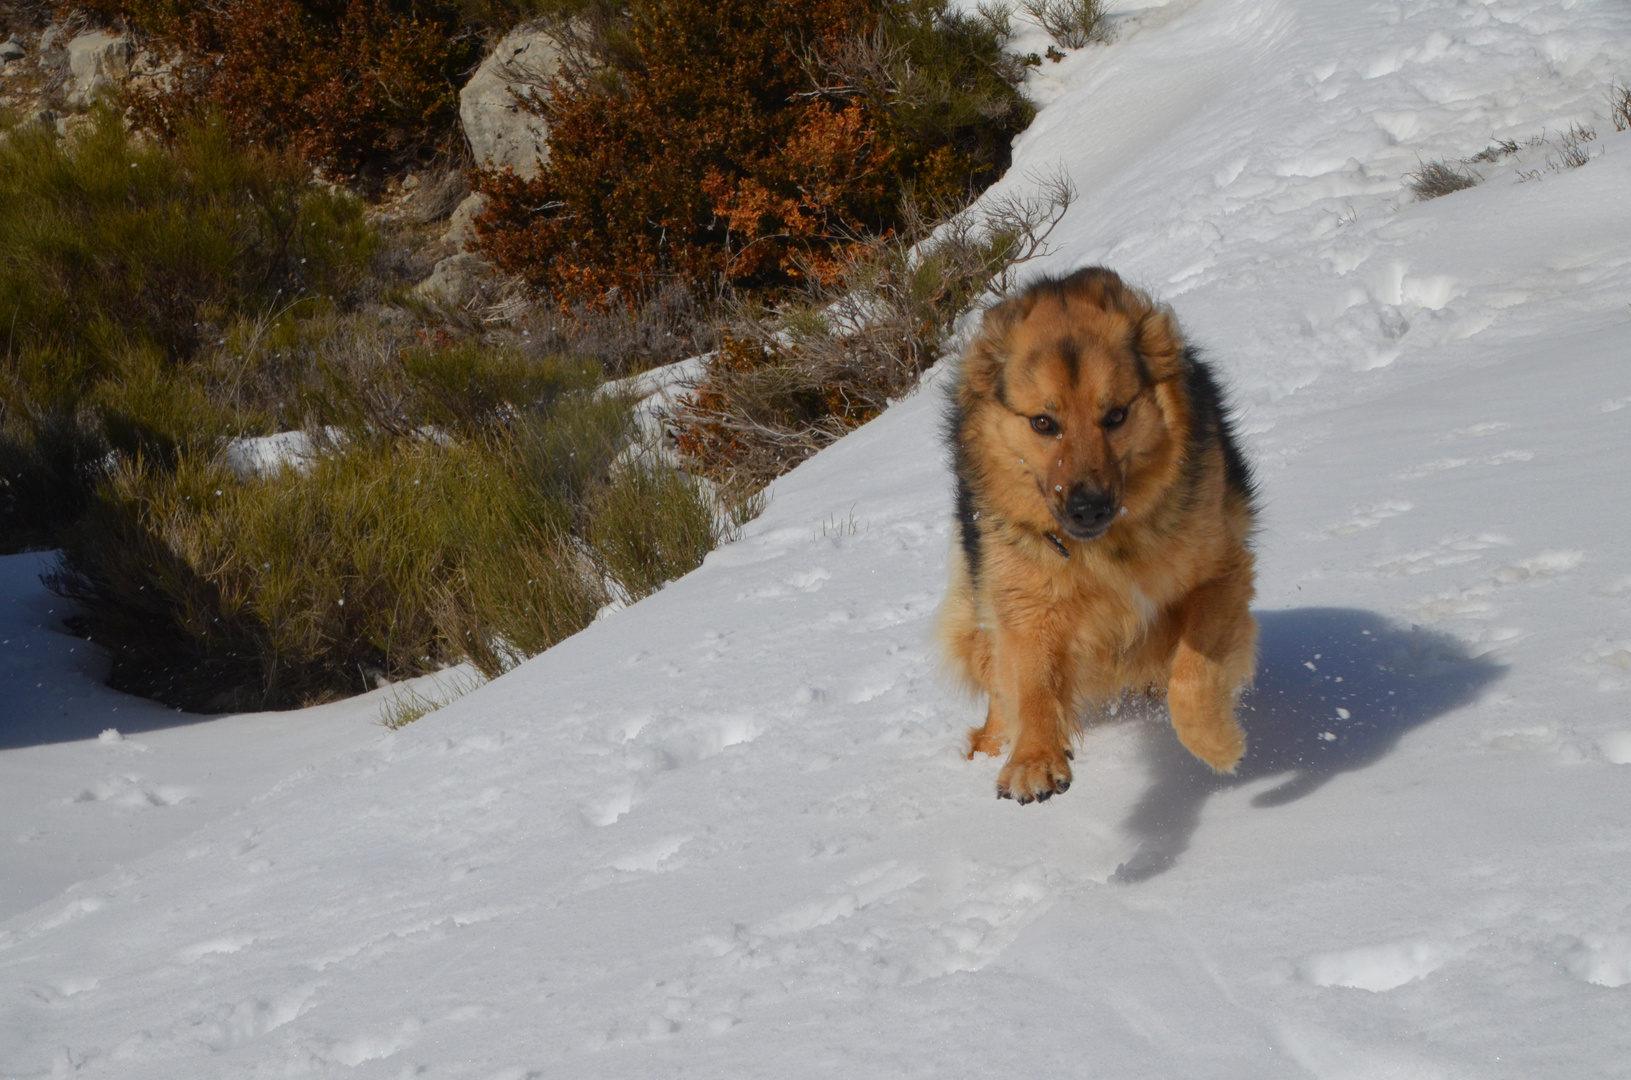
[459,25,564,179]
[65,29,132,106]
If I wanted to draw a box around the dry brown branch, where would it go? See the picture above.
[668,173,1074,486]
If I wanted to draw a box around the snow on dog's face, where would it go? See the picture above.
[961,268,1191,541]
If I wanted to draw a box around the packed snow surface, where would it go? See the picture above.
[4,0,1631,1075]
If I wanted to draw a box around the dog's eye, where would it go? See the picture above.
[1102,406,1128,429]
[1030,415,1057,435]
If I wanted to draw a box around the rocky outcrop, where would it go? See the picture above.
[65,30,132,106]
[459,25,564,179]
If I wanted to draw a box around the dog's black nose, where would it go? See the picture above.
[1062,485,1117,538]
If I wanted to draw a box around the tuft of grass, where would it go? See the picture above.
[1550,122,1595,170]
[1465,138,1519,164]
[379,668,485,729]
[379,685,446,729]
[1022,0,1110,48]
[589,449,723,600]
[1612,82,1631,133]
[1406,160,1480,200]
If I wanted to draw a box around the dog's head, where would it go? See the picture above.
[959,267,1191,541]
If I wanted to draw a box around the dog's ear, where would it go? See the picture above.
[1134,302,1186,383]
[963,295,1026,401]
[1059,266,1125,305]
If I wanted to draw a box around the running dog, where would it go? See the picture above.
[938,267,1258,803]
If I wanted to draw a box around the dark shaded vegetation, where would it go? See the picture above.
[84,0,481,178]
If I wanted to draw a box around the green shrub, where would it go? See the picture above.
[48,428,591,710]
[506,389,634,511]
[472,0,1034,304]
[401,343,601,434]
[0,108,373,374]
[589,452,719,598]
[47,371,733,710]
[0,45,754,714]
[0,109,375,549]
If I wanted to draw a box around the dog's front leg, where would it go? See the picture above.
[991,619,1074,803]
[1167,564,1256,773]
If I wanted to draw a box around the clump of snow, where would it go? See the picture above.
[220,430,323,480]
[1299,939,1451,992]
[1597,730,1631,765]
[1566,935,1631,988]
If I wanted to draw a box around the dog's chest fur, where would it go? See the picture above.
[974,517,1178,649]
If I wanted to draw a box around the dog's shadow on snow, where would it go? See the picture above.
[1108,607,1504,884]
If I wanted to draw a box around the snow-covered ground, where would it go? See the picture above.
[0,553,466,924]
[4,0,1630,1075]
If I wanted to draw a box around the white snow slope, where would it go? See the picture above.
[5,0,1631,1076]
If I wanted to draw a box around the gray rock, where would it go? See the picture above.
[443,192,489,251]
[412,252,495,307]
[38,26,66,68]
[404,169,468,225]
[65,30,133,105]
[459,25,563,179]
[0,38,25,63]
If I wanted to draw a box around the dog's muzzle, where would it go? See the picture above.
[1058,484,1118,540]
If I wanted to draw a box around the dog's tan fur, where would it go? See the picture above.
[937,267,1258,803]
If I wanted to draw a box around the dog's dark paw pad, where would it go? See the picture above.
[1017,793,1034,805]
[1055,780,1070,794]
[1035,789,1053,802]
[1064,749,1074,761]
[997,788,1012,800]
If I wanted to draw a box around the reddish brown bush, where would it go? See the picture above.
[473,0,881,302]
[103,0,477,177]
[471,0,1032,306]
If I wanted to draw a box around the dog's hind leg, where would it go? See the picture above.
[937,543,1008,757]
[1167,560,1257,773]
[960,617,1007,757]
[967,697,1008,758]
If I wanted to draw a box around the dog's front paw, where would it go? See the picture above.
[996,749,1073,805]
